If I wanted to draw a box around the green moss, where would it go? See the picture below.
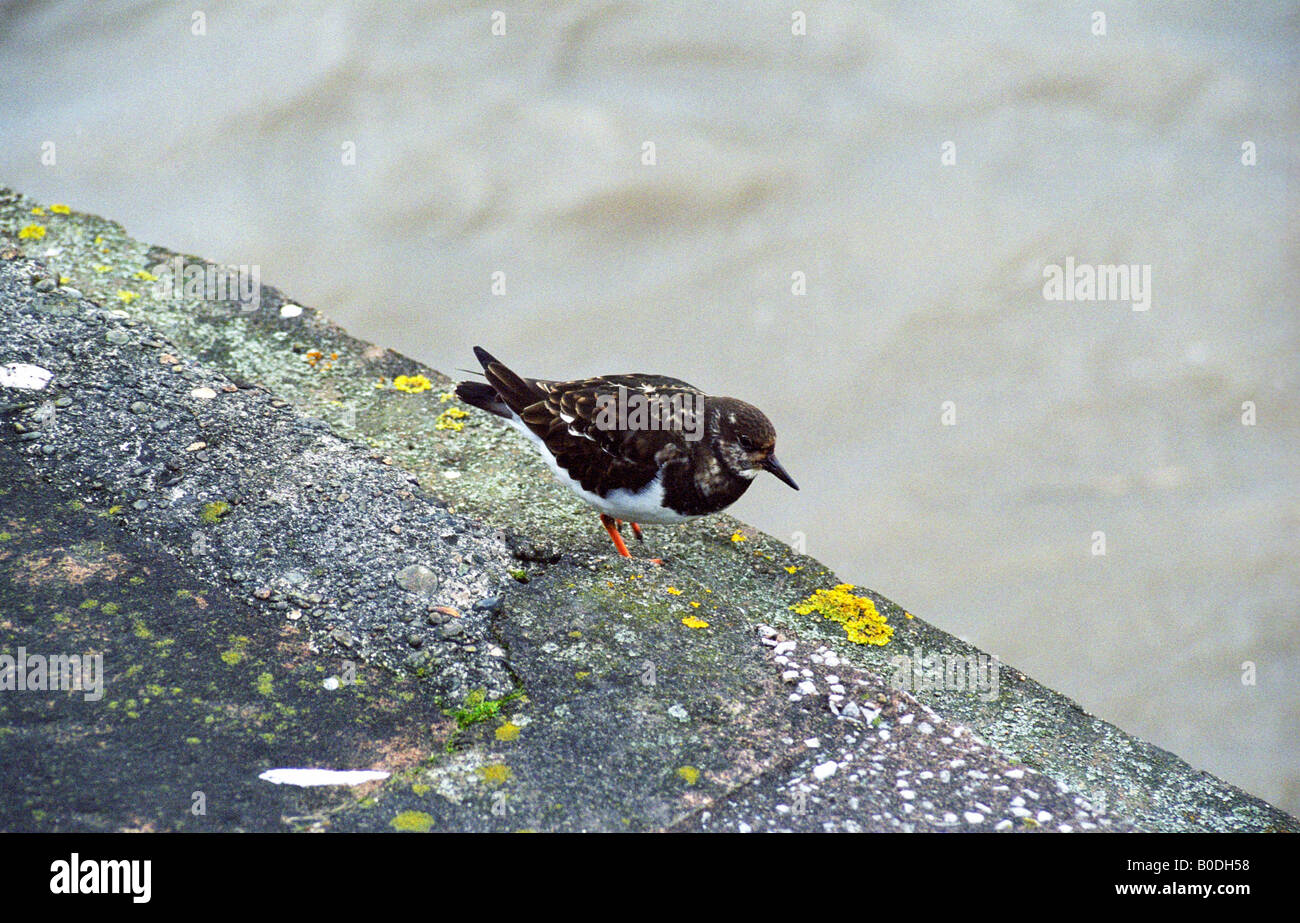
[449,688,520,730]
[78,599,99,610]
[200,500,231,523]
[255,673,274,696]
[0,532,11,542]
[101,602,120,615]
[220,635,250,666]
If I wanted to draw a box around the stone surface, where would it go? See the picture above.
[1,186,1295,833]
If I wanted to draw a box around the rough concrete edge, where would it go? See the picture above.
[2,186,1294,833]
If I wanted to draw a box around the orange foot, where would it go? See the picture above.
[600,514,631,558]
[602,516,662,564]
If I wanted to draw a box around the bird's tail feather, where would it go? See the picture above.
[469,346,543,414]
[454,380,512,419]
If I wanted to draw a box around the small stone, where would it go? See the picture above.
[279,303,303,318]
[189,387,217,400]
[323,676,340,691]
[131,499,148,510]
[395,564,439,595]
[472,596,502,614]
[964,811,984,824]
[105,329,129,345]
[253,586,272,600]
[406,634,424,649]
[438,622,465,640]
[812,761,837,781]
[129,401,149,414]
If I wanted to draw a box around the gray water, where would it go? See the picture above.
[2,0,1296,816]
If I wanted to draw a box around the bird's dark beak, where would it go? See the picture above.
[763,453,799,490]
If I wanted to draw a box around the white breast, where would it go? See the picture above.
[503,413,694,524]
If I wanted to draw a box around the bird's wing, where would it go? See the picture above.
[520,375,704,495]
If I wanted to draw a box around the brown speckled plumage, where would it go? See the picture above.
[456,347,798,555]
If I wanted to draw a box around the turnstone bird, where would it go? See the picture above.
[455,347,798,558]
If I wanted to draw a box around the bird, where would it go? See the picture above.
[455,346,799,559]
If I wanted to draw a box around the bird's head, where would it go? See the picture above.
[709,398,799,490]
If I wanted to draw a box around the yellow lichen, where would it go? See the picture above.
[30,207,45,216]
[676,766,700,785]
[18,224,46,240]
[477,763,512,785]
[790,584,893,646]
[50,204,71,215]
[393,374,433,394]
[682,615,710,629]
[133,269,158,281]
[435,406,469,431]
[117,290,139,303]
[495,722,521,742]
[730,532,746,543]
[665,587,682,595]
[390,810,434,833]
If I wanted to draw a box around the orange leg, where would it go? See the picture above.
[630,522,643,541]
[600,514,632,557]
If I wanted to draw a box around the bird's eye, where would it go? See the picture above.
[738,435,755,450]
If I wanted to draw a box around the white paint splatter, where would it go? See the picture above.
[0,363,53,390]
[258,768,389,787]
